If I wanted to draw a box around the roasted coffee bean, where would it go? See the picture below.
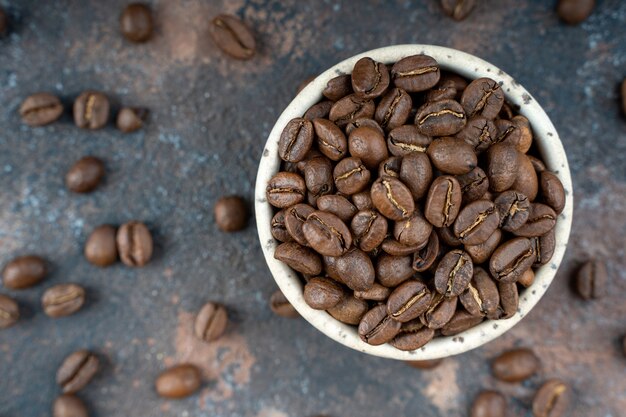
[303,277,344,310]
[532,379,570,417]
[387,280,432,322]
[304,100,333,120]
[266,172,306,208]
[440,310,484,336]
[345,118,385,137]
[358,304,401,345]
[453,200,499,245]
[303,156,334,198]
[412,231,440,272]
[511,115,533,153]
[512,154,539,201]
[394,211,432,247]
[120,3,153,42]
[351,210,388,252]
[461,78,504,119]
[323,74,353,101]
[19,93,63,126]
[2,255,47,289]
[371,177,415,221]
[209,14,255,59]
[312,118,348,161]
[155,364,202,399]
[406,358,443,369]
[327,295,368,325]
[53,395,88,417]
[415,99,467,136]
[492,348,540,382]
[465,229,502,264]
[398,317,425,333]
[269,289,299,318]
[117,221,153,267]
[0,294,19,328]
[495,118,521,147]
[487,143,519,192]
[378,156,402,178]
[434,250,473,297]
[0,7,6,35]
[441,72,469,95]
[576,259,607,300]
[116,107,147,132]
[513,203,557,237]
[391,327,435,351]
[470,390,506,417]
[278,118,314,163]
[528,155,546,173]
[421,293,457,329]
[329,94,375,128]
[42,284,85,318]
[74,91,109,130]
[540,171,566,214]
[316,195,357,222]
[495,191,530,232]
[438,226,462,247]
[333,157,371,195]
[399,151,433,200]
[376,254,414,287]
[457,167,489,203]
[348,126,389,169]
[284,204,314,245]
[441,0,477,20]
[532,228,556,266]
[331,248,375,291]
[387,125,431,156]
[557,0,594,24]
[427,136,477,175]
[518,268,535,287]
[271,210,292,242]
[354,282,391,301]
[66,156,105,193]
[57,350,99,394]
[496,281,519,319]
[490,237,535,283]
[194,302,228,342]
[375,87,412,131]
[214,196,248,232]
[424,176,462,227]
[302,211,352,257]
[460,267,499,317]
[425,79,457,102]
[391,55,440,93]
[351,57,390,100]
[352,190,373,211]
[274,242,322,275]
[84,225,117,266]
[457,116,497,153]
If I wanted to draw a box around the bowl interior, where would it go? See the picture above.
[255,45,573,360]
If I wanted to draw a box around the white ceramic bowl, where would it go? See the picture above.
[255,45,573,360]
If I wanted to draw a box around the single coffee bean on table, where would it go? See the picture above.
[532,379,570,417]
[116,221,153,267]
[575,259,607,300]
[2,255,47,289]
[74,91,109,130]
[0,294,19,328]
[214,196,248,232]
[406,359,443,369]
[116,107,147,132]
[557,0,595,25]
[85,225,118,267]
[209,14,255,60]
[491,347,540,382]
[269,289,300,318]
[66,156,105,193]
[19,93,64,126]
[470,390,506,417]
[120,3,153,42]
[194,302,228,342]
[57,350,99,394]
[42,284,86,318]
[441,0,477,21]
[155,364,202,399]
[53,394,89,417]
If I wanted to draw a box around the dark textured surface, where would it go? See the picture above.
[0,1,625,416]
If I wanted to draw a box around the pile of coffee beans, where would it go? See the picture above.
[268,54,568,351]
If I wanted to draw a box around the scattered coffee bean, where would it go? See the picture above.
[461,77,504,119]
[441,0,477,21]
[540,171,566,215]
[575,259,607,300]
[155,364,202,399]
[57,350,99,394]
[557,0,594,24]
[303,277,345,310]
[116,221,153,267]
[532,379,570,417]
[214,196,248,232]
[53,394,88,417]
[391,55,440,93]
[194,302,228,342]
[73,91,109,130]
[415,99,467,136]
[351,57,390,100]
[492,347,540,382]
[120,3,153,42]
[323,74,353,101]
[19,93,63,126]
[2,255,47,289]
[116,107,146,132]
[470,390,506,417]
[270,289,299,318]
[42,284,86,318]
[0,294,19,328]
[66,156,105,193]
[406,359,443,369]
[84,225,118,267]
[209,14,255,60]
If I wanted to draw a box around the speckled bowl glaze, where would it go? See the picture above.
[255,45,573,360]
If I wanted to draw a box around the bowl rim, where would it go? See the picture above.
[254,44,573,360]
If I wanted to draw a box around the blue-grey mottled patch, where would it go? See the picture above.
[551,264,557,270]
[263,149,269,157]
[547,132,554,137]
[498,69,504,75]
[522,93,532,104]
[493,323,498,329]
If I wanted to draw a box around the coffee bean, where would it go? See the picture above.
[209,14,255,59]
[512,203,557,237]
[434,249,473,297]
[42,284,86,318]
[461,77,504,119]
[351,210,388,252]
[155,364,202,399]
[354,282,391,301]
[19,93,63,126]
[557,0,594,24]
[427,136,477,175]
[312,118,348,161]
[345,118,385,137]
[380,239,420,256]
[304,156,334,198]
[425,79,457,102]
[352,190,373,211]
[329,94,375,128]
[576,259,607,300]
[457,167,489,203]
[460,267,499,317]
[116,221,153,267]
[470,390,506,417]
[391,55,440,93]
[495,118,521,148]
[304,100,333,120]
[492,348,540,382]
[452,200,499,245]
[495,281,519,319]
[495,191,530,232]
[331,248,375,291]
[438,225,462,247]
[465,229,502,264]
[441,72,469,95]
[116,107,147,132]
[406,359,443,369]
[57,350,99,394]
[511,115,533,153]
[302,211,352,257]
[424,176,462,227]
[274,242,322,275]
[528,155,546,173]
[214,196,248,232]
[399,151,433,201]
[371,177,415,221]
[270,289,299,318]
[193,302,228,342]
[278,118,314,163]
[74,91,109,130]
[53,395,88,417]
[440,310,484,336]
[532,379,570,417]
[420,293,457,329]
[120,3,153,42]
[393,211,432,247]
[457,116,497,153]
[441,0,477,21]
[532,228,556,266]
[0,294,19,328]
[348,126,389,169]
[391,327,435,351]
[267,172,306,208]
[387,280,432,322]
[518,268,535,287]
[271,210,292,242]
[512,154,539,201]
[66,156,105,193]
[540,171,566,214]
[333,157,371,195]
[415,99,467,136]
[376,254,414,287]
[387,125,431,156]
[0,7,6,35]
[378,156,402,178]
[2,255,47,289]
[351,57,390,100]
[303,277,345,310]
[327,294,368,325]
[323,74,353,101]
[487,143,519,192]
[375,87,412,131]
[490,237,535,283]
[412,231,440,272]
[358,304,401,345]
[283,204,314,245]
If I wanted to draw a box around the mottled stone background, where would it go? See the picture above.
[0,1,624,416]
